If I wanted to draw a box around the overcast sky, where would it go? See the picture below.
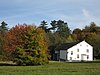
[0,0,100,30]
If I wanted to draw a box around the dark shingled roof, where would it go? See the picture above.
[55,42,79,50]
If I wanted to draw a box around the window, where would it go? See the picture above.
[77,54,79,58]
[71,51,73,55]
[67,52,68,54]
[77,49,79,52]
[86,45,88,47]
[70,57,72,60]
[87,55,89,59]
[87,49,89,53]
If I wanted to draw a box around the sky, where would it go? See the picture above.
[0,0,100,30]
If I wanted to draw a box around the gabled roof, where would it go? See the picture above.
[55,40,88,50]
[55,42,78,50]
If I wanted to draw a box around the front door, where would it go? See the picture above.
[81,54,87,61]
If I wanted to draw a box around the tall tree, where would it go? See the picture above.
[50,20,57,32]
[72,28,84,41]
[83,22,100,59]
[4,24,49,65]
[0,21,8,34]
[0,21,8,55]
[90,22,96,32]
[39,20,49,33]
[50,20,71,37]
[83,22,97,33]
[49,20,71,60]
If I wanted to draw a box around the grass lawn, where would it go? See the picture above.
[0,61,100,75]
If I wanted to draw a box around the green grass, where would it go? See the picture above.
[0,61,100,75]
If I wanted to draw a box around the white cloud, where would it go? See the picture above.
[82,9,100,25]
[82,9,91,18]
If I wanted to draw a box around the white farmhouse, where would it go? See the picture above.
[55,40,93,61]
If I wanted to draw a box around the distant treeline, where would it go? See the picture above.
[0,20,100,65]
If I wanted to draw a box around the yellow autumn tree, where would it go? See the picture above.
[5,24,49,65]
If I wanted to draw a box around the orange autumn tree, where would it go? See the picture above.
[5,24,49,65]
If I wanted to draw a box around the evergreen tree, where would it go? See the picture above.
[5,24,49,65]
[50,20,57,32]
[39,20,49,33]
[0,21,8,55]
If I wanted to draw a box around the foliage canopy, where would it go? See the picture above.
[4,24,49,65]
